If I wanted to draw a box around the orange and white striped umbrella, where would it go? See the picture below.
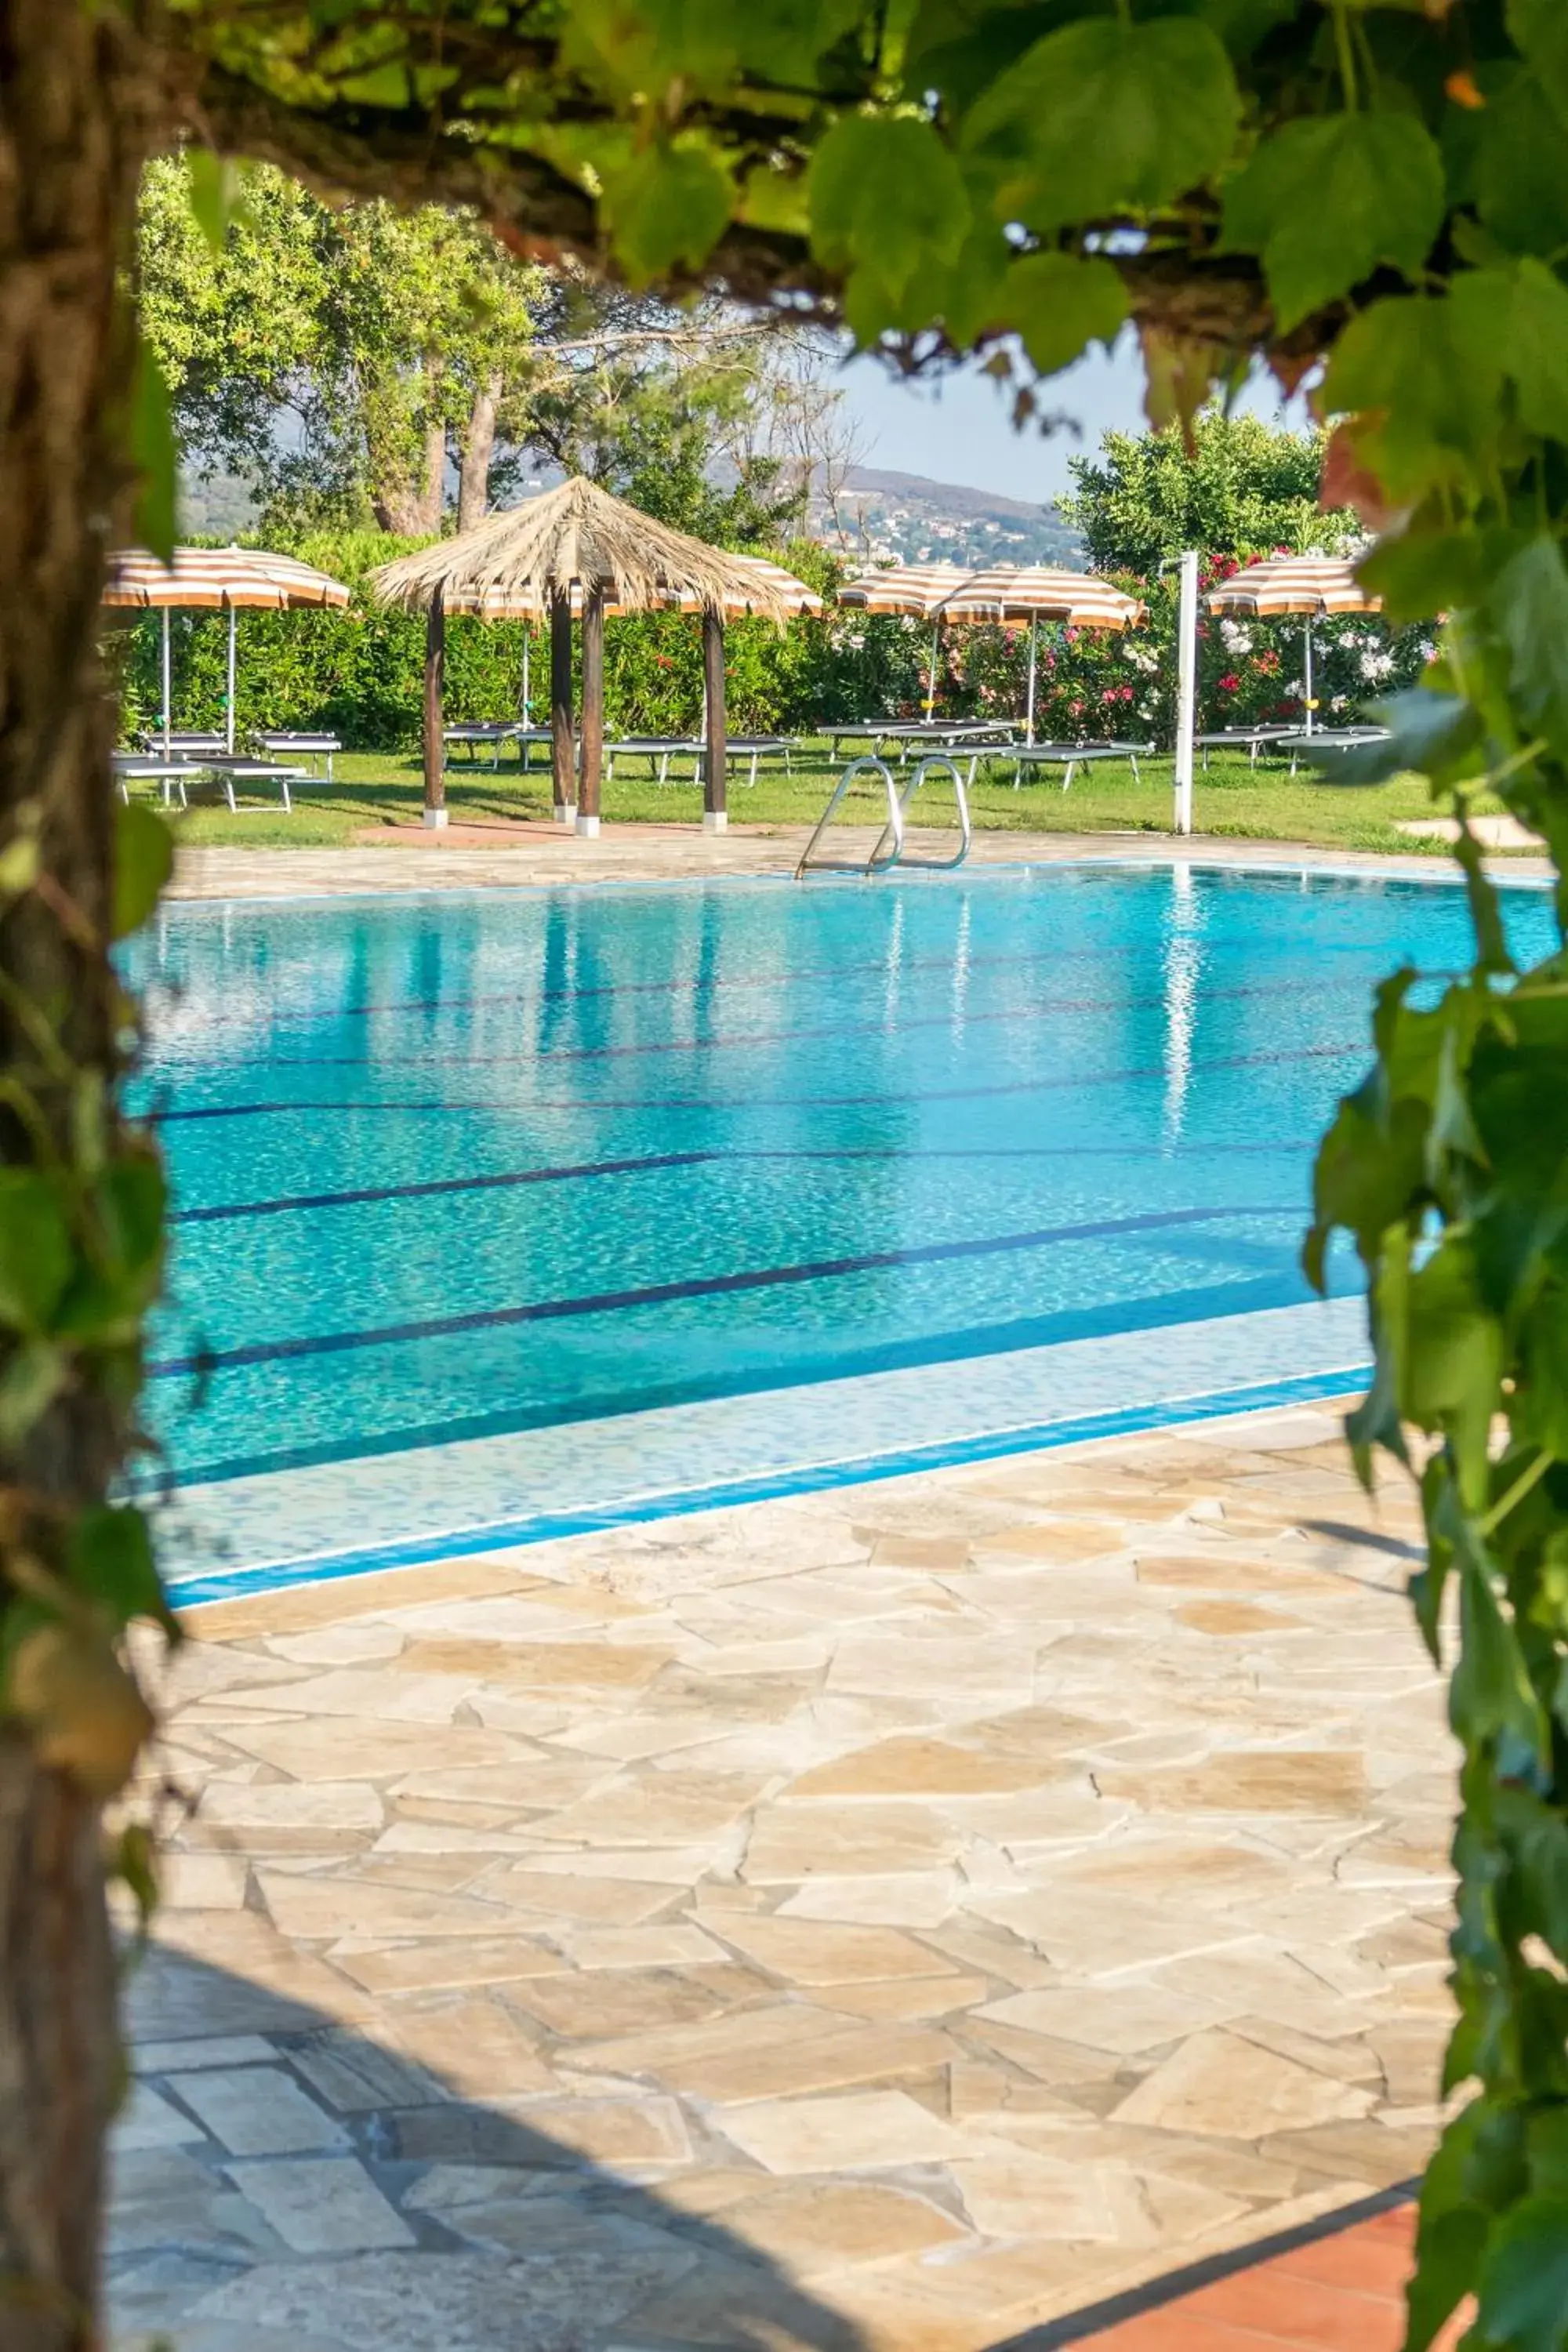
[105,547,350,754]
[937,565,1145,630]
[1207,554,1379,618]
[103,546,351,611]
[837,564,974,616]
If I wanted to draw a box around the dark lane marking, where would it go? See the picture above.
[145,1039,1363,1126]
[169,1139,1316,1227]
[136,928,1279,1032]
[172,1149,717,1224]
[148,1203,1294,1379]
[252,980,1294,1071]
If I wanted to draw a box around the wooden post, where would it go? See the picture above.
[702,605,727,833]
[550,590,575,825]
[423,587,446,829]
[578,586,604,839]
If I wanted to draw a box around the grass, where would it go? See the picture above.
[143,741,1502,856]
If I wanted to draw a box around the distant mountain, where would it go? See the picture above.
[816,467,1083,569]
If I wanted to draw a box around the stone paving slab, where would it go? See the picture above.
[165,829,1544,901]
[114,1400,1457,2352]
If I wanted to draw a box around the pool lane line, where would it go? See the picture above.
[169,1138,1319,1227]
[248,977,1308,1072]
[146,1202,1303,1381]
[143,1037,1365,1127]
[158,1363,1373,1607]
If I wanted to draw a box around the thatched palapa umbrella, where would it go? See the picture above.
[370,479,795,837]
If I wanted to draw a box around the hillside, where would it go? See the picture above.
[816,466,1083,568]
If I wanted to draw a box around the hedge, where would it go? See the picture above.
[110,529,1432,751]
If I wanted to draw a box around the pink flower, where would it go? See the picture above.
[1218,672,1241,692]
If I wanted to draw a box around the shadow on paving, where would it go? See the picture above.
[116,1944,874,2352]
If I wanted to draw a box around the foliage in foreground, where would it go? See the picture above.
[11,2,1568,2345]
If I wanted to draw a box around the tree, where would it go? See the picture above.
[10,5,1568,2347]
[1061,409,1356,577]
[137,159,544,532]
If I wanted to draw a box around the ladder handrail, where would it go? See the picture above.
[795,755,903,879]
[894,754,971,871]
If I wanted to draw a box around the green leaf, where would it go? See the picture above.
[1494,260,1568,441]
[0,1174,73,1335]
[1004,252,1127,379]
[1490,536,1568,760]
[808,117,971,328]
[112,804,173,942]
[1221,112,1445,332]
[0,1343,67,1448]
[336,60,411,104]
[129,337,177,562]
[184,149,235,257]
[1407,2102,1491,2352]
[1475,2195,1568,2350]
[1472,70,1568,256]
[1324,294,1506,505]
[1452,1551,1548,1758]
[1403,1237,1504,1500]
[960,16,1240,235]
[600,140,733,285]
[1508,0,1568,124]
[68,1507,171,1633]
[1303,687,1481,786]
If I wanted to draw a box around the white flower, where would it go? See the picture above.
[1218,619,1253,655]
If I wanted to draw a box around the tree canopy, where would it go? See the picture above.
[1061,410,1356,578]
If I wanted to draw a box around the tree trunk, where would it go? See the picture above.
[550,592,575,821]
[456,373,502,532]
[371,360,447,534]
[423,590,446,826]
[0,0,156,2338]
[578,588,604,837]
[702,608,727,832]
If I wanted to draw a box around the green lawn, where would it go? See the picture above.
[144,742,1494,855]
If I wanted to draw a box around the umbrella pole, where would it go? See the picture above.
[225,604,237,753]
[1172,550,1199,837]
[578,588,604,838]
[521,626,531,722]
[925,618,940,721]
[1304,618,1314,737]
[550,592,576,827]
[703,608,728,833]
[160,608,172,757]
[1025,615,1038,747]
[423,587,447,829]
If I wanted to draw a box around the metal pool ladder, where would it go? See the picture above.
[796,753,971,880]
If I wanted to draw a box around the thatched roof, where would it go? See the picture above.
[369,477,796,625]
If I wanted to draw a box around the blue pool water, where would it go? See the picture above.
[127,862,1555,1587]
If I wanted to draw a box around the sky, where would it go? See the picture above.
[833,328,1303,505]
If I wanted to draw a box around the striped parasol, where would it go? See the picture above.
[935,566,1145,629]
[1206,554,1378,619]
[837,564,974,617]
[838,564,986,722]
[104,546,351,753]
[937,567,1147,743]
[103,546,350,612]
[1207,554,1378,735]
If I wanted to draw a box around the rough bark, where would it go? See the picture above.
[423,590,445,817]
[456,373,501,533]
[0,0,154,2336]
[579,590,604,822]
[550,593,575,815]
[370,359,446,535]
[702,608,727,825]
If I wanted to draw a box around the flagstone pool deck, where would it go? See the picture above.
[164,823,1552,898]
[116,1399,1461,2352]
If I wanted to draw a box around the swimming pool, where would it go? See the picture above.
[130,862,1555,1595]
